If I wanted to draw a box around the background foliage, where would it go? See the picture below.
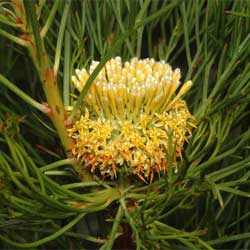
[1,0,250,249]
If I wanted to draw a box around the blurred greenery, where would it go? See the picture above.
[1,0,250,249]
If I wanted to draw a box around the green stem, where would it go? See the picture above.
[63,26,71,105]
[53,0,71,76]
[120,198,141,250]
[181,2,192,68]
[11,226,105,243]
[0,213,85,248]
[40,57,74,151]
[0,28,29,46]
[23,0,44,67]
[0,74,48,113]
[102,204,124,250]
[12,0,74,152]
[208,232,250,245]
[40,0,60,38]
[40,158,76,172]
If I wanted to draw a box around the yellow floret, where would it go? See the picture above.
[68,57,195,182]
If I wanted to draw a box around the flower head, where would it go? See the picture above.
[68,57,195,182]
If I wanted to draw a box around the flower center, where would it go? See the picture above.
[69,57,195,182]
[72,57,192,123]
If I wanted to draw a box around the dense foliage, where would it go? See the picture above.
[1,0,250,249]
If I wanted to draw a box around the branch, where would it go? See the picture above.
[0,74,48,113]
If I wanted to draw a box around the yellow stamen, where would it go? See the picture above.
[68,57,195,182]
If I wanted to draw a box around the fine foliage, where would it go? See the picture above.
[1,1,250,249]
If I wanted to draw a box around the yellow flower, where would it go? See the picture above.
[68,57,195,182]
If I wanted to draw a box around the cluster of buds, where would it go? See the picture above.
[68,57,195,182]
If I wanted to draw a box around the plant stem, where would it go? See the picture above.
[0,29,29,46]
[0,213,85,248]
[39,54,74,152]
[0,74,48,113]
[11,0,74,152]
[103,205,124,250]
